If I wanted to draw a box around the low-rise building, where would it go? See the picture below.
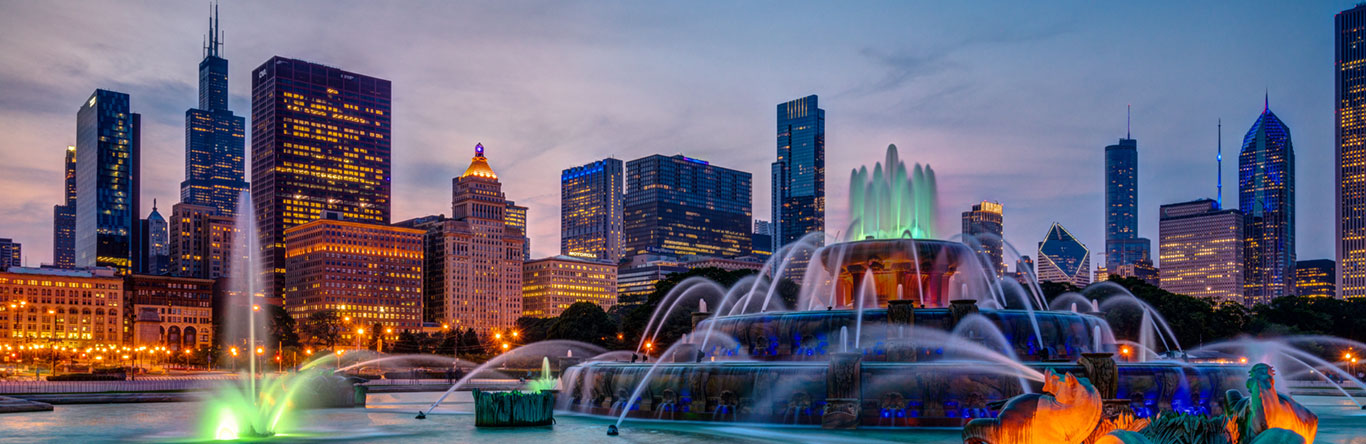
[522,256,617,318]
[0,266,124,348]
[127,274,214,350]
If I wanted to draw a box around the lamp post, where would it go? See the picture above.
[47,309,57,377]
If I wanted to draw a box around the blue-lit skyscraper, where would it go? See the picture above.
[52,145,77,269]
[772,95,825,250]
[76,89,141,274]
[561,158,624,262]
[625,155,751,258]
[1104,131,1152,274]
[180,4,246,216]
[1239,97,1296,305]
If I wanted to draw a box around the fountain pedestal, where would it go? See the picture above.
[949,299,979,327]
[691,311,710,329]
[823,352,862,429]
[885,300,918,361]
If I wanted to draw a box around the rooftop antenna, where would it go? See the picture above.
[205,0,222,58]
[1127,104,1131,139]
[1217,119,1223,209]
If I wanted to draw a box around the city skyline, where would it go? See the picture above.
[0,1,1352,269]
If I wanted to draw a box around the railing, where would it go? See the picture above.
[0,375,237,394]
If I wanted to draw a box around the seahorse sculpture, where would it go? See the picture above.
[1229,363,1317,444]
[963,370,1102,444]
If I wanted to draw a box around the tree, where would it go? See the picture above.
[459,328,482,356]
[301,309,342,348]
[547,302,618,347]
[267,305,301,348]
[515,316,554,343]
[368,322,382,350]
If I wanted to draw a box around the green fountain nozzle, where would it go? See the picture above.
[416,411,427,419]
[607,424,619,436]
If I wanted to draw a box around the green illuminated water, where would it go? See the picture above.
[846,144,937,241]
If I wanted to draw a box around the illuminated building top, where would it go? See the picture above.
[461,143,498,179]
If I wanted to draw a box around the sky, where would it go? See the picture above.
[0,1,1352,269]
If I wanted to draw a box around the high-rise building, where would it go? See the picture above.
[1013,256,1035,286]
[625,154,751,258]
[181,5,246,217]
[772,95,825,250]
[560,158,624,262]
[0,239,20,270]
[961,201,1005,276]
[1294,259,1336,298]
[250,57,392,300]
[1104,133,1154,276]
[0,266,125,348]
[400,145,526,335]
[76,89,140,275]
[522,256,617,318]
[1036,223,1090,287]
[1158,199,1245,305]
[1337,5,1366,299]
[751,220,773,260]
[52,145,76,269]
[506,203,530,260]
[1240,98,1296,305]
[169,203,235,279]
[284,218,423,346]
[127,274,214,350]
[139,202,169,275]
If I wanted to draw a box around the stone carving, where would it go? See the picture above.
[1079,353,1118,400]
[1228,364,1317,444]
[822,352,862,429]
[962,370,1102,444]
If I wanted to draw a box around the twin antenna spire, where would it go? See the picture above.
[203,1,223,58]
[1217,119,1223,209]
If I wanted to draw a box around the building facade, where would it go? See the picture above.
[1338,4,1366,299]
[616,257,687,307]
[1158,199,1245,305]
[140,203,169,275]
[625,154,751,258]
[961,201,1005,276]
[751,222,773,260]
[76,89,141,275]
[250,56,392,301]
[1104,137,1153,270]
[1240,100,1296,305]
[52,145,77,269]
[522,256,617,318]
[1036,223,1090,287]
[405,145,526,335]
[772,95,825,251]
[283,218,423,345]
[0,267,124,348]
[127,274,214,350]
[560,158,624,262]
[181,6,247,217]
[0,239,20,270]
[1295,259,1336,299]
[169,203,235,280]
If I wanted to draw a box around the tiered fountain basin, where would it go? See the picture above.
[560,238,1248,428]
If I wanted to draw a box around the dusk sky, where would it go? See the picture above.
[0,1,1353,268]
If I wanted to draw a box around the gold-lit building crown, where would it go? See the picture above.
[461,143,498,179]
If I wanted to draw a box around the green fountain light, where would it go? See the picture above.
[846,144,938,241]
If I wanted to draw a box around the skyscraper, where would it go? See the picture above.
[1294,259,1335,299]
[399,145,526,334]
[1240,98,1296,305]
[1337,5,1366,299]
[751,220,773,259]
[1159,199,1246,305]
[181,4,246,217]
[1036,223,1090,287]
[250,57,391,300]
[76,89,140,275]
[0,239,20,270]
[506,203,529,259]
[625,154,751,258]
[142,202,169,275]
[52,145,76,269]
[169,202,235,279]
[772,95,825,250]
[961,201,1004,276]
[1104,130,1153,276]
[560,158,624,262]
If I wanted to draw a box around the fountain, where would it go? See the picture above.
[559,144,1267,435]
